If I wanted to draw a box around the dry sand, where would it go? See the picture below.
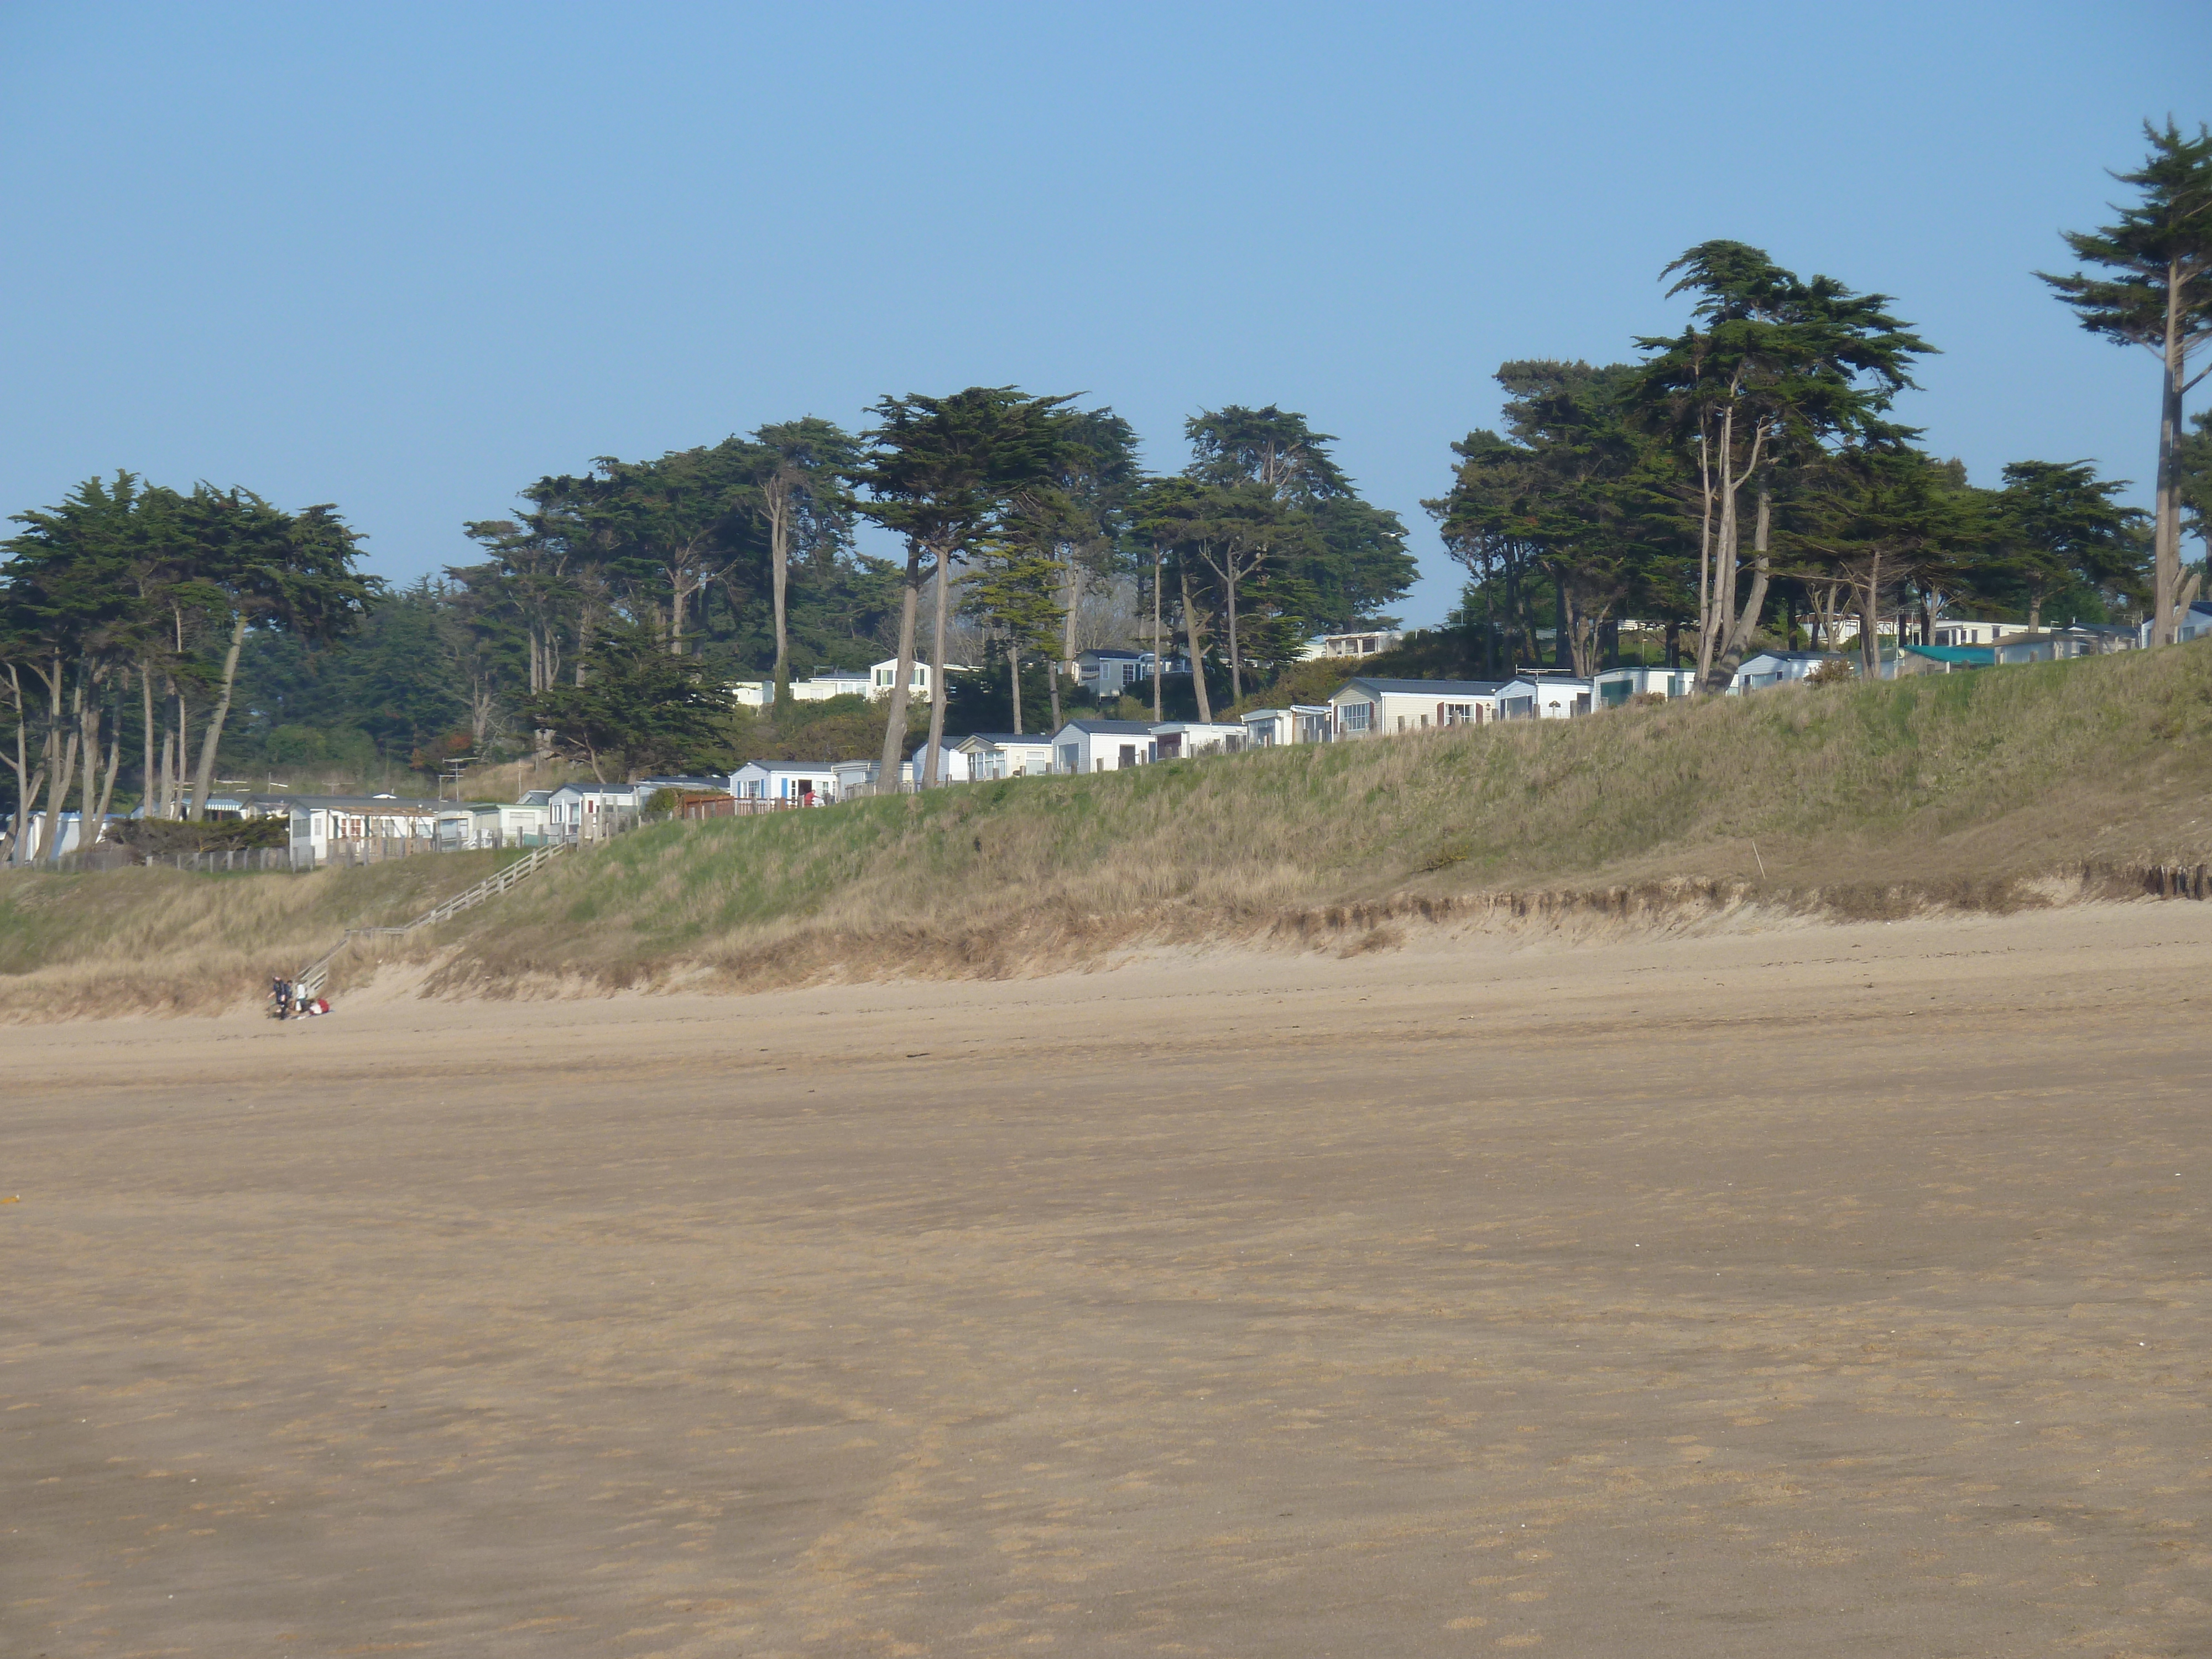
[4,903,2210,1657]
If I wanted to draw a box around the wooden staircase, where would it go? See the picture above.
[294,843,567,1000]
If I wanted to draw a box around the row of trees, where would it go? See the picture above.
[0,399,1415,832]
[5,121,2204,838]
[434,395,1412,782]
[1428,122,2212,687]
[1,474,375,859]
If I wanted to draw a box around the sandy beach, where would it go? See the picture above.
[4,902,2210,1657]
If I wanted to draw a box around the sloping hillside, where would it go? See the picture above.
[8,643,2212,1015]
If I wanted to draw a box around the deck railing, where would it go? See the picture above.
[293,842,568,1000]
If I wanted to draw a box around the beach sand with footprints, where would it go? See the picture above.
[5,902,2210,1656]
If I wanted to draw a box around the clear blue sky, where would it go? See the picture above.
[3,1,2206,628]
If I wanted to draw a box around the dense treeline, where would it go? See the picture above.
[4,122,2209,851]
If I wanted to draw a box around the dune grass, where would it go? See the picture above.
[425,641,2212,991]
[8,643,2212,1015]
[0,852,511,1019]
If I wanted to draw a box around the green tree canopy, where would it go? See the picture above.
[1633,241,1932,688]
[2039,120,2212,644]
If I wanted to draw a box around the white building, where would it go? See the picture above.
[1149,721,1246,759]
[729,680,773,708]
[1049,718,1155,774]
[1303,629,1404,660]
[789,668,873,704]
[431,801,552,851]
[908,740,979,784]
[729,761,834,804]
[1240,706,1333,747]
[956,733,1057,779]
[1497,675,1592,719]
[1593,665,1697,707]
[5,810,106,861]
[1728,651,1846,693]
[546,782,646,841]
[868,659,973,702]
[1077,649,1149,697]
[1928,618,2013,648]
[828,758,915,798]
[286,795,450,866]
[1327,677,1514,738]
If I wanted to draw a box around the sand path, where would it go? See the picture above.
[4,904,2209,1656]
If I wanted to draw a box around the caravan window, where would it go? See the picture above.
[1340,702,1371,732]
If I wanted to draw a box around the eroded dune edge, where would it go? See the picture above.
[7,643,2212,1019]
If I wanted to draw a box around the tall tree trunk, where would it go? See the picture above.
[188,611,248,821]
[39,659,69,862]
[77,680,100,846]
[139,666,155,825]
[1224,575,1243,707]
[4,664,28,864]
[1703,484,1771,693]
[1553,579,1570,671]
[1855,550,1886,679]
[43,729,79,864]
[1061,557,1079,685]
[768,483,793,706]
[1151,546,1165,723]
[923,550,952,785]
[1181,564,1213,724]
[168,690,187,817]
[94,724,121,839]
[875,543,925,788]
[2152,264,2185,646]
[1008,637,1022,735]
[1694,429,1720,685]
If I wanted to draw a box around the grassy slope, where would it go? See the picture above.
[429,642,2212,990]
[8,643,2212,1014]
[0,853,511,1018]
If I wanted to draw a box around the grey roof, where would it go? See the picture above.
[957,732,1056,748]
[1055,719,1158,734]
[1338,677,1510,696]
[274,794,451,811]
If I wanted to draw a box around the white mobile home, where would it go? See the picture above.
[1240,705,1333,747]
[1728,652,1845,693]
[828,758,916,799]
[909,740,976,784]
[1496,675,1592,719]
[286,795,449,867]
[433,802,553,851]
[1327,677,1512,738]
[1078,649,1147,697]
[789,667,872,703]
[546,782,645,841]
[1050,718,1154,774]
[729,762,833,804]
[957,733,1057,779]
[869,659,973,702]
[1149,721,1246,759]
[1593,666,1697,707]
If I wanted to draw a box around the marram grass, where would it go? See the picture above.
[8,642,2212,1015]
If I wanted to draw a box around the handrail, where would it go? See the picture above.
[293,842,567,999]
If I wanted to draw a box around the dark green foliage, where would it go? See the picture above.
[2038,120,2212,644]
[1984,461,2150,627]
[524,617,731,779]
